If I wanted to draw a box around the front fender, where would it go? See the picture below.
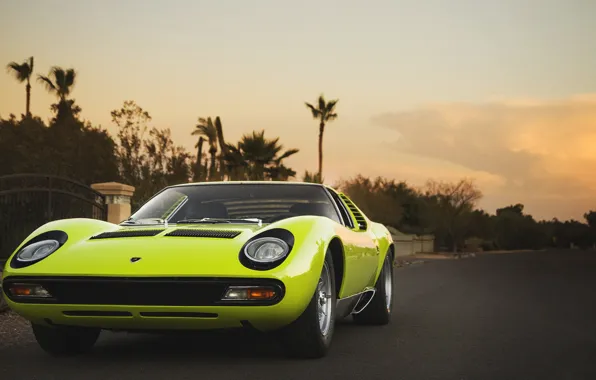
[265,216,340,308]
[6,218,118,262]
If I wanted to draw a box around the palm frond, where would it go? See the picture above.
[52,67,66,93]
[325,112,338,122]
[277,148,299,161]
[305,102,321,118]
[325,99,338,112]
[318,95,326,111]
[64,68,76,91]
[37,75,58,95]
[192,117,218,152]
[6,62,29,82]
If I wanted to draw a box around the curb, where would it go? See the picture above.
[393,252,480,268]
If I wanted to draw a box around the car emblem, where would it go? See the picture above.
[130,257,141,263]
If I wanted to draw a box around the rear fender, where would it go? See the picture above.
[370,222,394,283]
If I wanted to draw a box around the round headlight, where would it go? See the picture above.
[244,237,289,263]
[16,240,60,262]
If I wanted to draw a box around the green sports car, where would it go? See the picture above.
[1,181,395,358]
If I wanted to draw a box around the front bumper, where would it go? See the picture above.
[1,276,306,332]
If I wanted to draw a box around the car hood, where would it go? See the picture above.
[10,223,276,277]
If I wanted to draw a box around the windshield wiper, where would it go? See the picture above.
[177,218,262,226]
[120,218,168,227]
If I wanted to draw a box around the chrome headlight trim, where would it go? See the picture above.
[243,237,290,263]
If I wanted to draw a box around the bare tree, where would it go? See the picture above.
[422,178,483,253]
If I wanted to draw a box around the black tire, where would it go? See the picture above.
[352,252,394,325]
[0,292,8,313]
[0,278,8,313]
[277,251,337,359]
[32,323,101,356]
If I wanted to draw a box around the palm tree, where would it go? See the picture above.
[37,66,79,120]
[193,136,205,181]
[268,162,297,181]
[238,130,299,180]
[305,94,339,180]
[6,57,34,117]
[302,170,324,184]
[214,117,228,180]
[192,117,218,180]
[37,66,76,101]
[223,143,249,180]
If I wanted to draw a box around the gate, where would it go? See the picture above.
[0,174,107,261]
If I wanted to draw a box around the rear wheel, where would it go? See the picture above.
[277,251,336,359]
[32,323,101,356]
[353,252,394,325]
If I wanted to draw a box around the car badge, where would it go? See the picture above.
[130,257,142,263]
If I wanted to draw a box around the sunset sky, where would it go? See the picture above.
[1,0,595,221]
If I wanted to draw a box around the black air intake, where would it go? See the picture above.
[165,229,241,239]
[90,229,165,239]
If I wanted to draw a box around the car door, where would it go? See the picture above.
[325,188,379,297]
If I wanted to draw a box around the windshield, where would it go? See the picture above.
[126,183,342,225]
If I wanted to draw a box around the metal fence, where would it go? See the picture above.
[0,174,107,260]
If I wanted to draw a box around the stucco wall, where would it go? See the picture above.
[387,226,435,257]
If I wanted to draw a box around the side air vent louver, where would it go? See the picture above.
[339,194,368,230]
[165,229,242,239]
[90,229,164,239]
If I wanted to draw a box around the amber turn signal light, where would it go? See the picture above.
[247,288,276,300]
[8,283,52,298]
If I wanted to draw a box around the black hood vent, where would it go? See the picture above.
[165,229,242,239]
[90,229,165,239]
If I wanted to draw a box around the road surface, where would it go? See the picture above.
[1,249,595,379]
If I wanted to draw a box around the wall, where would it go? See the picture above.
[387,226,435,257]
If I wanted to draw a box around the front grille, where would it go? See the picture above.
[2,276,284,306]
[165,229,241,238]
[90,229,164,239]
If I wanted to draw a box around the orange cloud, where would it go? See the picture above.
[371,94,596,220]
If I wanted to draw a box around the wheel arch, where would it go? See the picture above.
[327,237,345,299]
[388,243,395,261]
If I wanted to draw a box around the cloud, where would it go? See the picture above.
[371,94,596,220]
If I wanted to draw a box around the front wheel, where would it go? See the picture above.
[0,292,8,313]
[32,323,101,356]
[0,278,9,313]
[353,252,394,325]
[277,251,337,359]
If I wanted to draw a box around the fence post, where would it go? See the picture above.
[90,182,135,224]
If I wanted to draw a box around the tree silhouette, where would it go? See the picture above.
[193,136,205,181]
[223,142,249,180]
[37,66,81,122]
[583,211,596,228]
[238,130,299,180]
[192,117,219,180]
[214,117,228,180]
[305,94,338,179]
[111,100,192,209]
[6,56,34,117]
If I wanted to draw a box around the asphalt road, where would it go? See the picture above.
[1,249,595,379]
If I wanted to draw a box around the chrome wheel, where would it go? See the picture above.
[317,261,333,337]
[383,256,393,312]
